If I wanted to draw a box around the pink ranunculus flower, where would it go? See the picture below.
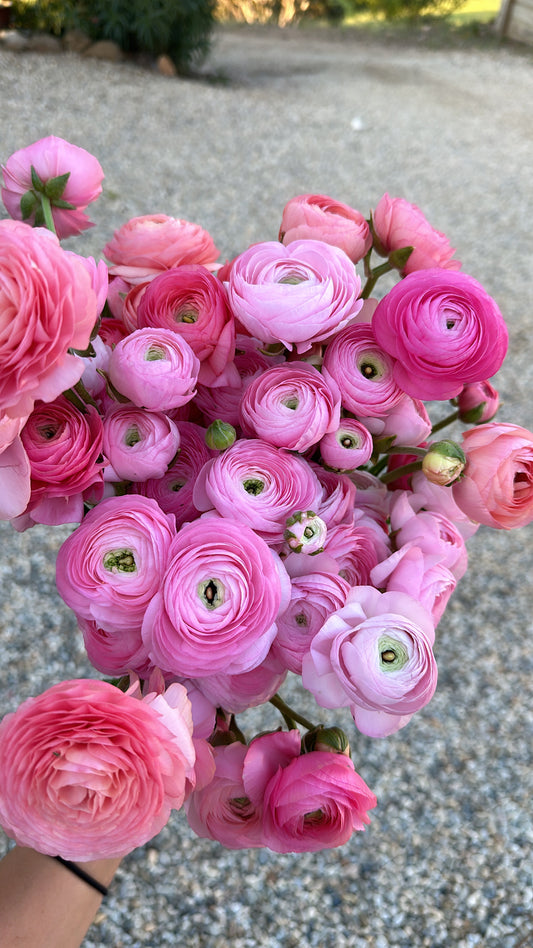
[107,327,200,411]
[0,414,31,520]
[389,489,468,580]
[323,517,390,587]
[272,570,351,674]
[456,379,500,424]
[360,393,432,448]
[19,395,105,526]
[0,219,98,420]
[103,405,180,483]
[56,495,176,635]
[372,269,509,401]
[322,322,405,418]
[243,730,376,853]
[226,239,363,353]
[1,135,104,239]
[372,193,461,275]
[409,470,479,541]
[104,215,220,286]
[319,418,374,471]
[142,517,291,679]
[279,193,372,263]
[65,252,109,316]
[197,649,287,715]
[192,438,323,544]
[239,362,341,453]
[79,617,152,678]
[452,422,533,530]
[302,586,437,738]
[185,741,265,849]
[0,678,196,861]
[370,543,457,627]
[310,463,358,528]
[136,266,237,388]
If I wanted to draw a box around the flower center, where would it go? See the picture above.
[37,423,60,441]
[175,306,198,324]
[303,809,324,824]
[198,577,225,609]
[357,353,385,380]
[243,478,265,496]
[378,635,409,671]
[145,345,166,361]
[283,396,299,410]
[124,426,142,447]
[339,433,360,449]
[103,549,137,573]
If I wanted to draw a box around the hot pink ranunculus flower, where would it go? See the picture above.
[279,193,372,264]
[0,678,196,861]
[56,495,176,635]
[372,269,509,401]
[243,730,376,853]
[322,322,405,417]
[372,194,461,275]
[104,215,220,286]
[226,239,363,353]
[1,135,103,239]
[302,586,437,738]
[0,220,98,420]
[452,422,533,530]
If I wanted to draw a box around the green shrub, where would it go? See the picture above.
[360,0,462,18]
[11,0,68,34]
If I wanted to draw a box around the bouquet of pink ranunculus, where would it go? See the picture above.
[1,137,532,861]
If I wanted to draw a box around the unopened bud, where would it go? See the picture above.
[205,419,237,451]
[284,510,327,555]
[388,245,414,273]
[422,439,466,486]
[456,380,500,424]
[303,725,350,756]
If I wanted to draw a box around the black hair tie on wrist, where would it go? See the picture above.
[54,855,109,897]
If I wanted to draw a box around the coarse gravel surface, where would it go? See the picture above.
[0,23,532,948]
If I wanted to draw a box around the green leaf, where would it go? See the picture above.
[30,165,45,193]
[44,171,71,201]
[51,198,77,210]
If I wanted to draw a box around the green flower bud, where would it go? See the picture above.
[303,725,350,757]
[422,439,466,486]
[205,419,237,451]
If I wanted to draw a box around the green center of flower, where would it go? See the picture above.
[243,478,265,496]
[378,635,409,672]
[125,426,142,447]
[303,809,324,824]
[339,433,360,449]
[145,345,166,361]
[175,307,198,324]
[357,352,385,381]
[103,549,137,573]
[198,577,225,609]
[283,397,299,410]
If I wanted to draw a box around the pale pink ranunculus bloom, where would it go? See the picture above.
[370,543,457,627]
[102,405,180,483]
[107,327,200,411]
[372,268,509,401]
[389,489,468,580]
[310,463,358,528]
[243,730,376,853]
[0,678,196,861]
[322,322,405,418]
[319,418,373,471]
[239,362,341,453]
[279,193,372,263]
[1,135,103,238]
[372,193,461,275]
[56,495,176,635]
[0,220,98,420]
[142,517,291,679]
[408,470,479,541]
[452,422,533,530]
[302,586,437,738]
[226,239,363,353]
[104,215,220,286]
[0,414,31,520]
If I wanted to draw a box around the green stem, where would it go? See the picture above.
[380,459,424,485]
[72,378,100,410]
[385,445,427,458]
[431,409,460,436]
[369,455,390,477]
[361,261,393,299]
[269,694,316,732]
[39,194,56,235]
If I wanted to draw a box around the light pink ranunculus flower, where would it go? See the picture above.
[319,418,373,471]
[1,135,103,239]
[79,617,152,678]
[302,586,437,738]
[322,322,405,417]
[136,265,237,388]
[272,570,351,674]
[0,414,31,520]
[279,193,372,263]
[310,463,358,528]
[142,517,291,678]
[0,678,196,861]
[372,269,509,401]
[389,489,468,580]
[192,438,323,544]
[323,518,390,587]
[0,219,98,420]
[372,194,461,275]
[370,543,457,627]
[226,239,363,353]
[186,741,265,849]
[197,650,287,715]
[104,215,220,286]
[56,495,175,635]
[107,327,199,411]
[65,252,109,316]
[452,422,533,530]
[103,405,180,483]
[409,470,479,541]
[239,362,341,453]
[456,379,500,424]
[360,393,432,448]
[243,730,376,853]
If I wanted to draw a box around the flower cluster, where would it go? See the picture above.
[1,138,532,861]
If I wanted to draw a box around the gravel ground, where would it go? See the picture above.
[0,24,532,948]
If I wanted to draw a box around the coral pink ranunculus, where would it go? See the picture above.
[104,215,220,286]
[372,194,460,275]
[452,422,533,529]
[279,193,372,263]
[0,678,196,861]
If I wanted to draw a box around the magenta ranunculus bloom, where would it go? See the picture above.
[372,193,461,274]
[56,495,176,634]
[192,438,323,544]
[239,362,341,453]
[242,730,376,853]
[302,586,437,738]
[0,678,196,861]
[1,135,104,238]
[107,327,200,411]
[142,517,290,678]
[104,215,220,286]
[136,265,236,388]
[279,193,372,263]
[372,269,509,401]
[452,422,533,530]
[322,322,405,418]
[103,405,180,483]
[319,418,373,471]
[0,220,98,420]
[226,239,363,353]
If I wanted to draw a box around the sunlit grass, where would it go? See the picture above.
[344,0,501,26]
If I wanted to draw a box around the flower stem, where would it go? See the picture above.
[431,409,460,435]
[380,459,424,485]
[361,261,393,299]
[39,194,56,235]
[269,694,316,732]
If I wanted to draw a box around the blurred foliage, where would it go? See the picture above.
[214,0,359,25]
[11,0,67,34]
